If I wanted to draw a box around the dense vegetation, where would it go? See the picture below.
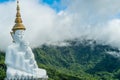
[0,51,6,79]
[1,40,120,80]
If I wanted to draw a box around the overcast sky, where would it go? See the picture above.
[0,0,120,50]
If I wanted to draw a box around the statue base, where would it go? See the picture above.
[5,76,48,80]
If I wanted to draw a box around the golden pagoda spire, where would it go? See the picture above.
[12,0,26,32]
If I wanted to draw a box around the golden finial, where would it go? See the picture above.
[12,0,26,32]
[16,0,21,18]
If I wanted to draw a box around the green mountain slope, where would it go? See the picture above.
[1,40,120,80]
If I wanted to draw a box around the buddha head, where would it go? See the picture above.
[11,30,25,43]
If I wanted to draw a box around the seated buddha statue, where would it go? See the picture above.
[5,30,48,79]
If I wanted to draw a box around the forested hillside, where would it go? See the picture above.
[1,40,120,80]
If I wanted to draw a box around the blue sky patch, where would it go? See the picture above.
[0,0,9,3]
[42,0,60,5]
[41,0,66,12]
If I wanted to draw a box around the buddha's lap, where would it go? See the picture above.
[7,67,32,76]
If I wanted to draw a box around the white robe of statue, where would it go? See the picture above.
[5,30,48,79]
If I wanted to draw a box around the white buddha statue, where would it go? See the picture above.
[5,0,48,79]
[5,30,47,79]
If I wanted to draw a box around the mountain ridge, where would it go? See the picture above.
[0,39,120,80]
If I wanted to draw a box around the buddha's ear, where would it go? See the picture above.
[10,32,15,43]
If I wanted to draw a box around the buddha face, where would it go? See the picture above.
[13,30,24,43]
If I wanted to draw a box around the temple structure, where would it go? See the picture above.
[5,0,48,80]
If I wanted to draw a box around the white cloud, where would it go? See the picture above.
[61,0,120,48]
[1,0,120,51]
